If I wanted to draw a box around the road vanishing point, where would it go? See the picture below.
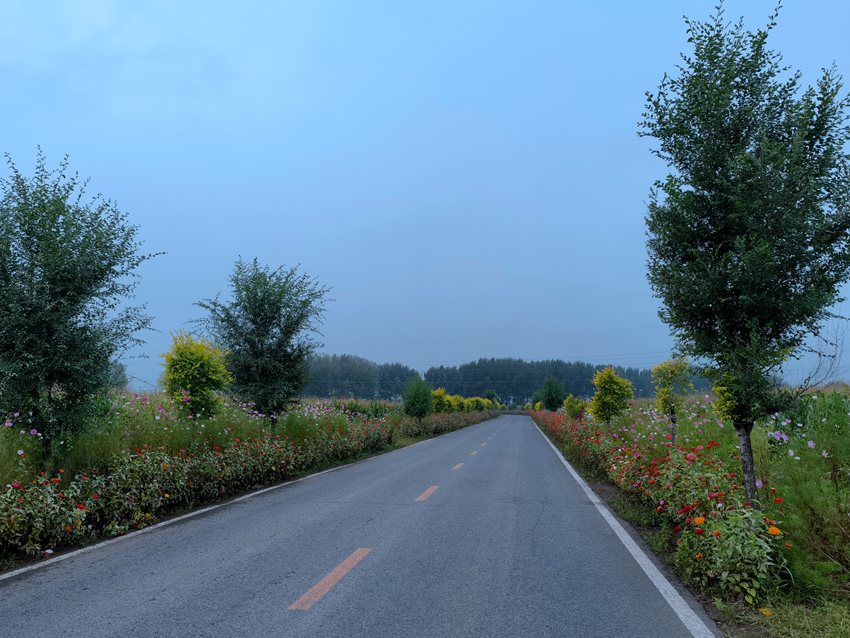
[1,415,721,637]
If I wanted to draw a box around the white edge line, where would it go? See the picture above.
[533,421,717,638]
[0,454,376,583]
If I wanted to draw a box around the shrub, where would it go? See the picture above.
[162,331,232,418]
[589,367,634,425]
[403,378,433,421]
[563,394,585,419]
[432,388,448,413]
[534,377,566,411]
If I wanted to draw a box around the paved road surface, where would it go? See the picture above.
[1,415,720,637]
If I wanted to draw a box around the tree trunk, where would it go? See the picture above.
[670,409,677,444]
[736,424,761,508]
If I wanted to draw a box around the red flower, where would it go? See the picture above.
[695,528,705,535]
[774,497,782,504]
[672,525,681,533]
[91,492,100,500]
[76,503,86,510]
[10,481,21,489]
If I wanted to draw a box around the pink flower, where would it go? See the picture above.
[10,481,22,489]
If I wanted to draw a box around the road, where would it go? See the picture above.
[0,415,720,637]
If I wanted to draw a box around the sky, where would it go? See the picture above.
[1,1,849,390]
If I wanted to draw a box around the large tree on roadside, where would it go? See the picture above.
[197,258,330,424]
[641,3,850,504]
[0,150,154,451]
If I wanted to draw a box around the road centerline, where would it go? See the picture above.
[452,463,464,471]
[415,485,440,502]
[470,450,478,456]
[289,548,371,611]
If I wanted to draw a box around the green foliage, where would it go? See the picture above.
[641,4,850,499]
[424,357,675,403]
[108,360,129,390]
[651,358,694,440]
[533,377,566,411]
[0,150,154,447]
[198,258,330,419]
[562,394,585,419]
[303,355,420,400]
[588,367,634,425]
[431,388,448,413]
[162,331,231,417]
[403,378,433,421]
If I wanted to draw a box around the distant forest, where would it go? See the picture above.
[303,355,711,405]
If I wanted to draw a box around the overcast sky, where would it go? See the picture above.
[2,1,849,389]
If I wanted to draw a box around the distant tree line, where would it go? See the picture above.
[302,355,710,404]
[301,354,421,400]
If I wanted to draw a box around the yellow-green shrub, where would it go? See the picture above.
[162,331,232,418]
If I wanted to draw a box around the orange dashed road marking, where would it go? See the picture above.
[289,548,371,611]
[452,463,464,471]
[416,485,439,502]
[470,450,478,456]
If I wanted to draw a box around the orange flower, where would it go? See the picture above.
[694,552,704,560]
[767,526,781,536]
[759,608,773,618]
[712,530,721,538]
[784,542,793,550]
[693,516,705,525]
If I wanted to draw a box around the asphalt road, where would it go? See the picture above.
[0,415,720,637]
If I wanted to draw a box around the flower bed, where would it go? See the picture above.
[1,398,498,561]
[532,405,787,603]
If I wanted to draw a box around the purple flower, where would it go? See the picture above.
[756,479,763,489]
[4,420,12,428]
[768,430,789,443]
[807,440,816,449]
[30,428,38,436]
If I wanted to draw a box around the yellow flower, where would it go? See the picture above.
[693,516,705,525]
[759,608,773,618]
[767,526,781,536]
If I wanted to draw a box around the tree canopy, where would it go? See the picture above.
[0,150,153,446]
[641,3,850,500]
[198,258,330,420]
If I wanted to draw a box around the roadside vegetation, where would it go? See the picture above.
[0,393,498,564]
[532,383,850,637]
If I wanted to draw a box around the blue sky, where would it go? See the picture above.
[2,1,849,389]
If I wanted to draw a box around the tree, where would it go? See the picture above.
[641,3,850,503]
[108,360,129,390]
[533,377,566,411]
[0,150,154,451]
[651,357,694,443]
[197,258,330,424]
[588,367,634,426]
[403,378,433,421]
